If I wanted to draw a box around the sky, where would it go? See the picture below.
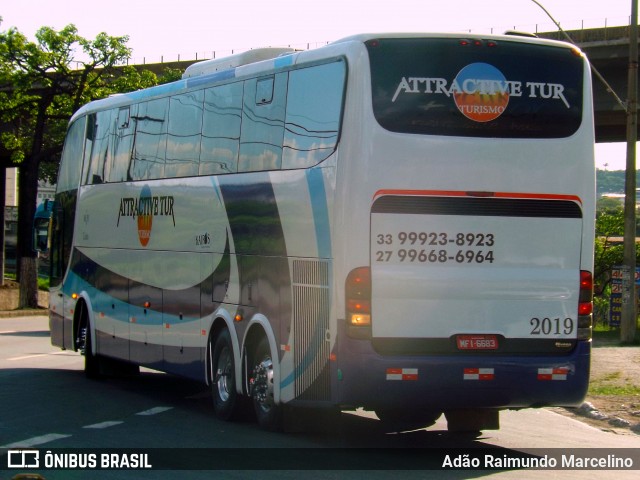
[0,0,637,170]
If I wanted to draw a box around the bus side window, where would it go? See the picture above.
[131,98,168,181]
[109,105,137,183]
[83,110,114,185]
[57,117,86,193]
[81,113,96,185]
[283,60,346,169]
[166,91,203,178]
[50,117,86,287]
[239,73,287,172]
[200,82,243,175]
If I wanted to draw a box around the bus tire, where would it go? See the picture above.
[251,336,282,431]
[375,409,441,431]
[209,329,239,421]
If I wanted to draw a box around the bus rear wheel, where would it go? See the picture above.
[251,336,281,431]
[209,329,238,421]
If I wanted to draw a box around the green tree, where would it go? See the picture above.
[596,196,624,215]
[0,24,164,307]
[594,210,625,292]
[593,208,640,331]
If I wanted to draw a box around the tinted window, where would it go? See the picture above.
[283,60,345,169]
[82,114,96,185]
[57,117,86,192]
[239,73,287,172]
[367,38,583,138]
[166,91,203,177]
[109,105,136,182]
[131,98,168,180]
[52,117,86,287]
[84,110,114,185]
[200,82,243,175]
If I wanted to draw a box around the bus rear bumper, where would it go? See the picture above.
[336,338,590,412]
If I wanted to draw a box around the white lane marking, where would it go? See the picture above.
[2,407,173,448]
[8,351,69,361]
[0,330,18,334]
[135,406,173,416]
[1,433,72,448]
[83,421,124,429]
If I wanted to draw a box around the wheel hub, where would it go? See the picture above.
[215,348,233,402]
[252,358,274,408]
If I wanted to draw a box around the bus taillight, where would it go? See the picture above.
[346,267,371,328]
[459,39,498,48]
[578,270,593,341]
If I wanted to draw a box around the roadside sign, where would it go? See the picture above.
[609,266,640,327]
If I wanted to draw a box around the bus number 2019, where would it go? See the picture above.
[530,317,575,335]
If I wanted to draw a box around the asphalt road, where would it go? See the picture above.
[1,315,639,480]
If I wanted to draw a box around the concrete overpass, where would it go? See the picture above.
[138,26,636,143]
[539,26,635,143]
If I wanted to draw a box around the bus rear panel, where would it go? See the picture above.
[336,35,594,423]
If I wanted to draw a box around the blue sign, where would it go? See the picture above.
[609,266,640,327]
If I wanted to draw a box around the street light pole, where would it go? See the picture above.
[621,0,638,343]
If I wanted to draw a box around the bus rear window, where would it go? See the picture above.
[367,37,584,138]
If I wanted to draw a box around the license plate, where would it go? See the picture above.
[456,334,498,350]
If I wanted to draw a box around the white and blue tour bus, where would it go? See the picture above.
[43,32,595,432]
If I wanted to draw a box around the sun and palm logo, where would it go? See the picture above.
[452,63,510,123]
[137,185,153,247]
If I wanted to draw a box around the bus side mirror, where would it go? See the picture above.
[33,199,54,254]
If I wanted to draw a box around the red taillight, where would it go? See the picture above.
[346,267,371,327]
[346,267,370,299]
[579,270,593,312]
[578,270,593,340]
[460,39,497,48]
[580,270,593,291]
[578,302,593,316]
[347,299,370,313]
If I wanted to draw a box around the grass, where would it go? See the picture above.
[4,273,49,291]
[588,371,640,396]
[601,372,622,381]
[588,384,640,396]
[37,276,49,291]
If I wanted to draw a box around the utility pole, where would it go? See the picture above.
[622,0,639,344]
